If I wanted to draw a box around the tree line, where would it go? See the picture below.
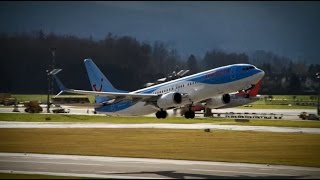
[0,31,319,95]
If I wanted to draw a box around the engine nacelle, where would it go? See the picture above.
[205,94,231,109]
[157,92,183,109]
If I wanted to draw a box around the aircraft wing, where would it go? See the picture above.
[53,75,159,103]
[61,88,158,101]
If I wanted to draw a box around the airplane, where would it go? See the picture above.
[179,79,263,115]
[53,59,265,119]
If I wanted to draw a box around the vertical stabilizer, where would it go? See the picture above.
[84,59,123,103]
[235,79,262,97]
[248,79,262,97]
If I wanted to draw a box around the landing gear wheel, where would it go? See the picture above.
[185,111,190,119]
[184,111,195,119]
[156,111,162,119]
[190,111,195,119]
[161,111,168,119]
[156,110,168,119]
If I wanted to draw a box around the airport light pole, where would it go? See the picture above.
[317,72,320,116]
[46,69,50,113]
[46,48,56,113]
[51,48,56,100]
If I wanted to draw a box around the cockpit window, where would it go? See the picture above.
[242,66,255,71]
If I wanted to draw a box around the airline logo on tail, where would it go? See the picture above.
[93,78,103,92]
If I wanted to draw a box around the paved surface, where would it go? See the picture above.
[1,153,319,179]
[1,121,320,134]
[0,105,317,120]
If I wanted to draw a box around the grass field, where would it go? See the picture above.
[1,113,320,128]
[237,104,317,109]
[12,94,48,103]
[1,128,320,167]
[11,94,95,103]
[236,95,318,109]
[267,95,318,100]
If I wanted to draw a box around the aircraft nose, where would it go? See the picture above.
[260,70,265,77]
[251,69,265,82]
[257,69,265,80]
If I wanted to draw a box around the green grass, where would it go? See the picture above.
[1,128,320,167]
[0,173,81,179]
[11,94,95,103]
[0,106,14,108]
[268,95,318,100]
[234,94,319,109]
[12,94,48,103]
[1,113,320,128]
[237,104,317,109]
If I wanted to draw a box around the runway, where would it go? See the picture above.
[1,153,320,179]
[0,105,317,120]
[1,121,320,134]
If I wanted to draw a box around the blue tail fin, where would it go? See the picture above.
[84,59,126,103]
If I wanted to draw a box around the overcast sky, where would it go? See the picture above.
[1,1,320,63]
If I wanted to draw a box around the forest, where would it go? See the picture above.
[0,31,319,95]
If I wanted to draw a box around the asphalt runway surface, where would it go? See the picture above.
[1,153,320,179]
[1,121,320,134]
[0,105,317,120]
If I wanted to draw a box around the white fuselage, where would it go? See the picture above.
[95,65,264,116]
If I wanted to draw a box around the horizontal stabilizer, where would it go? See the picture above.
[53,75,67,91]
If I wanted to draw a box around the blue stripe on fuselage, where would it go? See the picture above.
[140,65,261,94]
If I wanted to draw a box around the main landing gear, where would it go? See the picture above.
[155,108,195,119]
[184,104,195,119]
[156,110,168,119]
[184,110,195,119]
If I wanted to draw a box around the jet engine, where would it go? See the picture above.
[205,94,231,109]
[157,92,183,109]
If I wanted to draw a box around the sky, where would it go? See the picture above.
[1,1,320,63]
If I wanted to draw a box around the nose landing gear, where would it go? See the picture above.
[184,104,195,119]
